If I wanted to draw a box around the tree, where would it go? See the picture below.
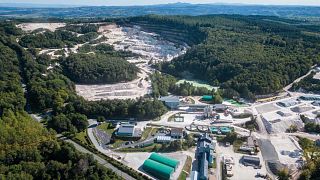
[277,169,291,180]
[97,116,106,122]
[286,125,298,133]
[213,93,223,104]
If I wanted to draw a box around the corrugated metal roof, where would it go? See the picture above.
[156,136,172,141]
[149,153,179,169]
[159,96,179,103]
[117,124,134,134]
[142,159,174,180]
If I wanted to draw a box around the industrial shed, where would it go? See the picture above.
[149,153,179,169]
[142,159,174,180]
[202,95,213,101]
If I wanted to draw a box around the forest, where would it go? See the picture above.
[19,29,98,48]
[131,15,320,98]
[0,22,121,179]
[61,53,138,84]
[291,71,320,93]
[151,71,212,97]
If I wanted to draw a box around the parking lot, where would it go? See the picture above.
[216,143,268,180]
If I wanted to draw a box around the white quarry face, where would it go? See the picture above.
[102,25,187,63]
[76,24,188,101]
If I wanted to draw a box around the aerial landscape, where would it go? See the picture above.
[0,0,320,180]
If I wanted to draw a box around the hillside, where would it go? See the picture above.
[0,22,121,179]
[61,53,138,84]
[128,15,320,98]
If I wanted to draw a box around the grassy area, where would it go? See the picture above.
[110,139,125,149]
[141,127,152,141]
[224,99,245,107]
[212,159,217,169]
[118,143,162,152]
[178,155,192,180]
[176,79,216,90]
[73,130,97,151]
[97,122,115,136]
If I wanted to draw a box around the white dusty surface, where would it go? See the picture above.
[17,23,66,32]
[76,24,187,100]
[269,134,302,171]
[216,144,268,180]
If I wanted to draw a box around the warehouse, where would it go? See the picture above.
[116,124,135,137]
[142,153,180,180]
[116,124,141,137]
[159,96,180,109]
[149,153,179,169]
[242,155,261,169]
[214,104,227,112]
[202,95,213,101]
[156,135,172,143]
[142,159,174,180]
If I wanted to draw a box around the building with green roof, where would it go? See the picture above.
[219,126,232,134]
[149,153,179,169]
[142,159,174,180]
[202,95,213,101]
[210,127,219,134]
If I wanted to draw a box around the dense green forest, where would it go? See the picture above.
[19,30,98,48]
[151,71,212,97]
[298,138,320,180]
[131,15,320,98]
[61,53,138,84]
[291,71,320,93]
[0,22,121,179]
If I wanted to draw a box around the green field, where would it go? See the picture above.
[176,79,217,91]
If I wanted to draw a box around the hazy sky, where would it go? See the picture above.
[1,0,320,6]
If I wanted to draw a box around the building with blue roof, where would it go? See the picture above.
[158,96,180,109]
[195,133,216,180]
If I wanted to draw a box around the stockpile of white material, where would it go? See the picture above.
[262,113,304,133]
[17,23,66,32]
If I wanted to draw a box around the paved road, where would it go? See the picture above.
[288,132,320,141]
[64,138,135,180]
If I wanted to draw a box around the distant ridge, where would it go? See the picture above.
[0,2,319,18]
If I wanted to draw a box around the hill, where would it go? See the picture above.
[127,15,320,98]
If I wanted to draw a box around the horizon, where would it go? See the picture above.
[0,0,320,7]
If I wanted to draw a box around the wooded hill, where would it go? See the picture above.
[128,15,320,98]
[0,22,121,179]
[61,53,138,84]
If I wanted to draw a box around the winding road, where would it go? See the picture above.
[62,137,135,180]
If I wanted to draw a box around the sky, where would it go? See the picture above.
[1,0,320,6]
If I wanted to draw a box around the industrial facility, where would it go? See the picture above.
[192,133,216,180]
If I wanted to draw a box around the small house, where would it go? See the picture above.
[171,128,184,139]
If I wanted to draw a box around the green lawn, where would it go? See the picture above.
[176,79,217,91]
[74,130,94,148]
[110,139,125,149]
[97,123,115,136]
[118,143,162,152]
[140,127,152,141]
[178,155,192,180]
